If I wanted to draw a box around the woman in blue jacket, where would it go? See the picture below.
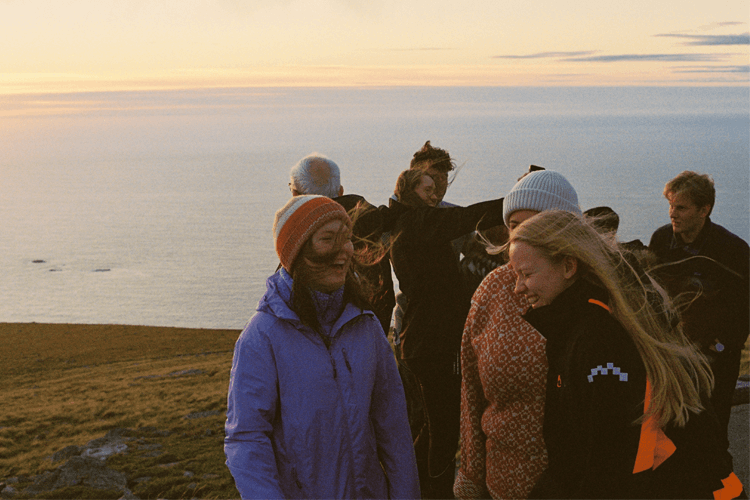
[224,195,420,500]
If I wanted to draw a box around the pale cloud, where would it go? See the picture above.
[386,48,457,52]
[489,51,729,63]
[655,33,750,45]
[565,53,727,62]
[491,51,596,59]
[696,21,746,31]
[673,64,750,74]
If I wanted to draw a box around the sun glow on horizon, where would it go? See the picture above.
[0,0,748,96]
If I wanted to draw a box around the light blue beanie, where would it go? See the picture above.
[502,170,581,226]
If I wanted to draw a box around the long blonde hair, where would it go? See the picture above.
[511,210,713,428]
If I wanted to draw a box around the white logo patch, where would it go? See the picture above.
[587,363,628,383]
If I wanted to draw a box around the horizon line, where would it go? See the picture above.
[2,80,748,98]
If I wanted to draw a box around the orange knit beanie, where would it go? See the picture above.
[273,195,351,272]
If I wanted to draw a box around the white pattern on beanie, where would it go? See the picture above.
[502,170,581,226]
[273,195,323,241]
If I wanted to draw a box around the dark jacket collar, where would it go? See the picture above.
[522,278,609,343]
[671,216,713,255]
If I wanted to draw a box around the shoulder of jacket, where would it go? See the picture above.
[474,265,521,302]
[346,309,382,334]
[649,224,673,244]
[571,308,635,361]
[239,312,292,342]
[708,221,749,250]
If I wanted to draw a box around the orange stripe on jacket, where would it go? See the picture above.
[714,472,744,500]
[587,298,610,311]
[587,299,742,498]
[584,298,676,473]
[633,380,676,473]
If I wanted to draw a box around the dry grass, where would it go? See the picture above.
[0,323,242,499]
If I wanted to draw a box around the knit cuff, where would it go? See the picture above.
[453,468,489,500]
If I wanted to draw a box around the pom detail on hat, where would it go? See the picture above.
[503,170,581,227]
[273,195,351,271]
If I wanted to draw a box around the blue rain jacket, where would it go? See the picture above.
[225,269,420,499]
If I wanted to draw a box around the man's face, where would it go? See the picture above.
[424,165,448,203]
[667,191,710,241]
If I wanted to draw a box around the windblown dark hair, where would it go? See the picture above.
[410,140,454,173]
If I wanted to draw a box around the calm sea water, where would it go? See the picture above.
[1,86,748,329]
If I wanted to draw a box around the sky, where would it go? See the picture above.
[0,0,749,94]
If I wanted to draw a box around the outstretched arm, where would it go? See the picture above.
[412,198,505,244]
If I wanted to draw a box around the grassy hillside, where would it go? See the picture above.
[0,323,241,499]
[2,322,747,499]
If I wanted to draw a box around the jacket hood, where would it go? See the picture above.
[257,269,375,335]
[257,268,299,324]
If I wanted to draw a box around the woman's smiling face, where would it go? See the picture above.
[301,219,354,293]
[509,241,577,308]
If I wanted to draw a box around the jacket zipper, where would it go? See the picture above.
[321,316,369,379]
[291,467,303,490]
[342,347,352,373]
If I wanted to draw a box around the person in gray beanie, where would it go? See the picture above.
[502,169,582,228]
[455,169,581,500]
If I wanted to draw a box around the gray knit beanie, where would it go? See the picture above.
[502,170,581,226]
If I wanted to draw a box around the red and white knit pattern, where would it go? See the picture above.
[455,264,548,500]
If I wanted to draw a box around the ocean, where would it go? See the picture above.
[1,86,748,329]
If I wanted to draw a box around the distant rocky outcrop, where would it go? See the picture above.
[3,428,173,500]
[23,456,128,496]
[2,422,228,499]
[48,428,136,464]
[15,428,139,498]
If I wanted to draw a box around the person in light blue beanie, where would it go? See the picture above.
[502,170,581,228]
[455,168,582,500]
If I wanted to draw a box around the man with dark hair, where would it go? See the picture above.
[389,141,469,499]
[649,170,749,436]
[409,141,454,202]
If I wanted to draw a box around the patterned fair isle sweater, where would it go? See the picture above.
[455,264,549,499]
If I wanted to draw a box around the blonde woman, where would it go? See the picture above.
[509,210,743,499]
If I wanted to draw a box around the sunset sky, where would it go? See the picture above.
[1,0,748,94]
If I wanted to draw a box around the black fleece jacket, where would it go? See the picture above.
[388,197,504,361]
[524,279,739,499]
[649,217,749,353]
